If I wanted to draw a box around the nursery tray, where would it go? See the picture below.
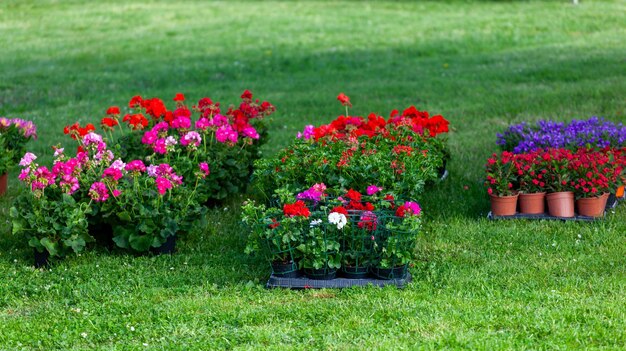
[266,273,412,289]
[487,211,604,222]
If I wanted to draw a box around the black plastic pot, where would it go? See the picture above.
[271,260,301,278]
[151,235,176,255]
[605,193,618,211]
[370,265,407,280]
[341,265,369,279]
[91,223,114,251]
[304,268,337,280]
[34,249,50,268]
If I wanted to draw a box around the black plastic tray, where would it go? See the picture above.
[266,273,412,289]
[487,211,603,221]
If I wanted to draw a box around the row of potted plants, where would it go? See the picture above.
[9,91,275,266]
[242,185,422,280]
[0,117,37,196]
[252,94,451,201]
[485,147,626,218]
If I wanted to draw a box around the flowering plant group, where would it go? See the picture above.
[10,151,94,257]
[243,185,423,278]
[0,117,37,175]
[253,95,450,201]
[497,117,626,154]
[486,147,625,199]
[11,125,211,256]
[65,91,274,204]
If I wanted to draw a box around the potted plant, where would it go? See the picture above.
[297,221,342,280]
[371,201,422,280]
[514,150,548,214]
[242,200,305,278]
[570,148,620,217]
[544,148,576,217]
[100,161,205,253]
[0,117,37,195]
[484,151,518,216]
[10,152,93,267]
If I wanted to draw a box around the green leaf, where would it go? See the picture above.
[112,235,129,249]
[40,237,59,257]
[129,234,153,252]
[117,211,132,222]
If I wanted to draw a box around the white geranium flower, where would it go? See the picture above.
[328,212,347,230]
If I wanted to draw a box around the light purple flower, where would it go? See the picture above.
[181,131,202,147]
[19,152,37,167]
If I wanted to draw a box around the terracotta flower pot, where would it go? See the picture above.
[546,191,575,218]
[0,173,7,196]
[489,193,518,216]
[518,192,546,214]
[576,193,608,218]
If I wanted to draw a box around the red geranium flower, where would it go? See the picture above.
[240,89,253,100]
[173,93,185,102]
[101,117,119,129]
[283,200,310,218]
[337,93,352,107]
[129,95,143,109]
[106,106,120,115]
[345,189,362,202]
[122,113,149,130]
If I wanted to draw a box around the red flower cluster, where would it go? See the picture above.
[283,200,311,218]
[122,113,149,130]
[63,122,95,140]
[311,105,449,142]
[487,147,626,197]
[101,117,119,129]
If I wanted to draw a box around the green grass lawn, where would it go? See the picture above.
[1,0,626,349]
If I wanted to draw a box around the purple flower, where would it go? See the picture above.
[181,131,202,147]
[297,125,315,139]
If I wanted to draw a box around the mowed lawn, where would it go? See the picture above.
[1,0,626,349]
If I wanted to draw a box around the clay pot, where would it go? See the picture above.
[0,173,7,196]
[518,192,546,214]
[546,191,575,218]
[489,193,518,216]
[576,193,609,218]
